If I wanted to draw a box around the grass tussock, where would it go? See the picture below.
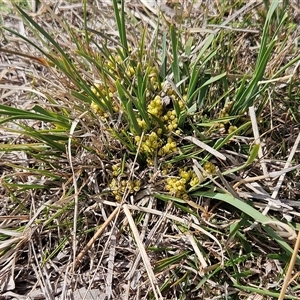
[0,0,300,299]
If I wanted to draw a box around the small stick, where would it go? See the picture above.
[278,229,300,300]
[73,206,119,270]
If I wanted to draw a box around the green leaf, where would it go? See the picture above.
[112,0,128,58]
[199,72,227,88]
[170,25,180,84]
[126,101,141,136]
[160,31,167,79]
[154,251,190,273]
[0,104,70,128]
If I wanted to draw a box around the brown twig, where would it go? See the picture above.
[73,206,120,270]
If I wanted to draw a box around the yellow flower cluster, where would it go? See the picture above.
[149,72,159,91]
[165,177,187,197]
[133,83,186,162]
[203,161,216,175]
[179,96,186,110]
[164,85,186,109]
[228,125,237,134]
[160,86,186,134]
[162,163,172,175]
[109,178,141,202]
[90,83,119,119]
[126,65,135,77]
[179,169,192,181]
[166,86,175,96]
[158,137,177,156]
[91,101,109,119]
[106,48,135,79]
[162,110,179,133]
[164,162,217,198]
[137,117,147,130]
[165,168,199,198]
[135,132,163,155]
[219,101,233,119]
[106,54,123,71]
[189,175,200,187]
[147,95,163,117]
[217,101,238,134]
[112,163,122,177]
[180,168,200,188]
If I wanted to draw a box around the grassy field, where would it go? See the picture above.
[0,0,300,299]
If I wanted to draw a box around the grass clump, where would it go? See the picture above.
[0,0,300,299]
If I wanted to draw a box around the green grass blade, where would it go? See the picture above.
[0,104,70,128]
[154,251,190,273]
[199,72,226,89]
[160,31,167,79]
[233,284,299,299]
[12,6,76,71]
[112,0,128,58]
[193,191,269,222]
[126,101,142,136]
[170,25,180,84]
[231,0,284,114]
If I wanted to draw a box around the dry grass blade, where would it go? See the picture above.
[262,220,296,240]
[30,240,54,300]
[185,232,208,271]
[105,225,117,299]
[249,106,268,177]
[278,229,300,299]
[233,164,300,189]
[0,229,23,237]
[125,196,160,281]
[0,215,29,221]
[271,132,300,199]
[68,112,88,271]
[254,132,300,240]
[0,238,23,252]
[193,159,238,200]
[123,204,163,300]
[185,136,226,160]
[0,84,48,100]
[139,0,159,17]
[245,132,300,232]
